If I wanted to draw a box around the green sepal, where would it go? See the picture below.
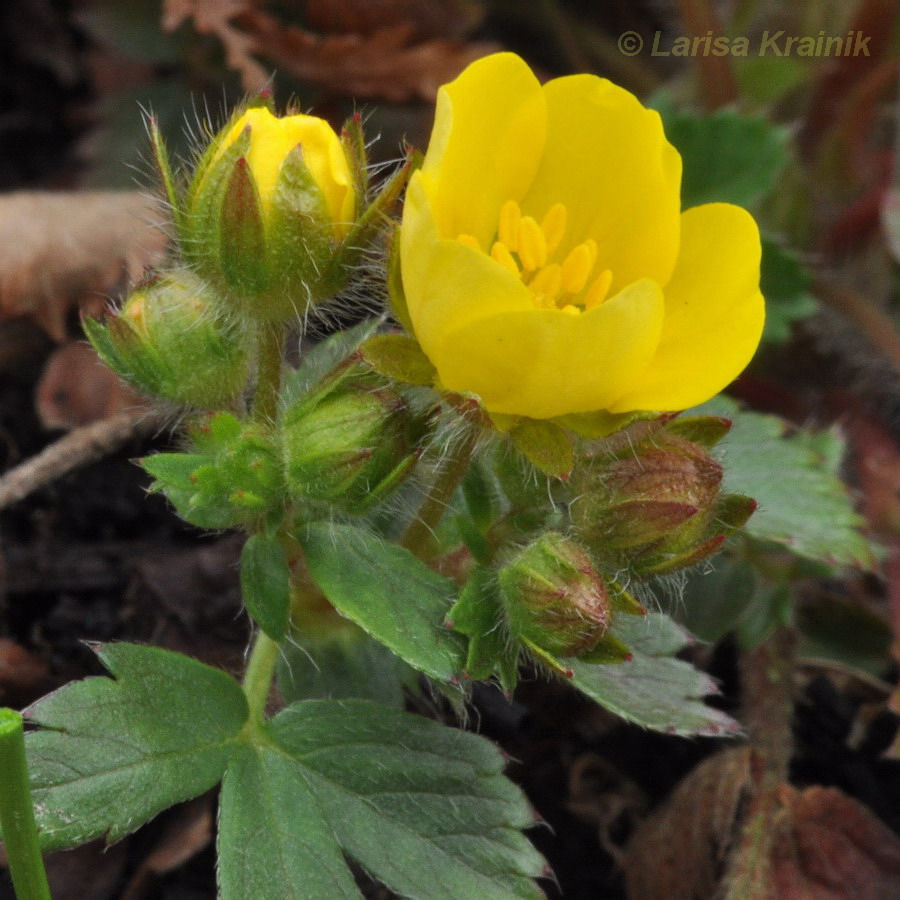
[360,332,437,386]
[340,112,369,200]
[386,226,413,333]
[554,409,653,439]
[220,157,268,296]
[520,638,573,678]
[637,533,727,576]
[267,142,337,306]
[447,566,518,690]
[240,533,291,641]
[716,493,758,532]
[147,114,182,230]
[184,121,253,275]
[666,414,733,447]
[600,500,701,549]
[508,418,573,479]
[576,632,633,665]
[607,581,646,616]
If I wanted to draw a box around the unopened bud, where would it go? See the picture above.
[498,532,612,659]
[282,376,422,512]
[84,270,249,408]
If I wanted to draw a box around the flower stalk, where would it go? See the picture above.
[0,708,52,900]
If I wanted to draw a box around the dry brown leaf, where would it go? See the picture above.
[162,0,269,92]
[623,746,753,900]
[241,13,497,101]
[35,342,148,430]
[303,0,484,40]
[767,785,900,900]
[0,192,169,341]
[163,0,495,101]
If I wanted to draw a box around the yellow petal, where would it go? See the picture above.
[407,237,534,362]
[522,75,682,291]
[418,53,547,246]
[221,107,355,229]
[430,279,665,419]
[608,204,764,413]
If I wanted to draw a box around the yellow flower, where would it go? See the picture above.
[399,53,765,419]
[215,107,356,237]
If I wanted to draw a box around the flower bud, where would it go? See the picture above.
[571,418,755,574]
[281,375,422,513]
[498,533,612,659]
[182,104,358,321]
[84,270,249,408]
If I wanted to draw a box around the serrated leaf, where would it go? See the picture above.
[276,627,410,707]
[241,533,290,640]
[569,613,740,737]
[218,700,545,900]
[299,523,466,681]
[662,108,789,208]
[694,397,874,568]
[22,643,247,850]
[280,319,380,408]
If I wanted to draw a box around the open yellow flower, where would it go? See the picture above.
[399,53,765,419]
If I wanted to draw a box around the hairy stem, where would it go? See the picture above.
[253,321,286,426]
[400,417,480,558]
[0,708,52,900]
[242,632,280,726]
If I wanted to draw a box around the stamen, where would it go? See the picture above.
[517,216,547,271]
[560,304,580,316]
[498,200,522,251]
[584,269,613,309]
[491,241,520,277]
[560,243,594,295]
[529,263,562,301]
[457,233,481,252]
[541,203,567,256]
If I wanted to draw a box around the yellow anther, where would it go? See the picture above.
[491,241,520,277]
[583,238,598,268]
[560,243,594,295]
[529,263,562,302]
[456,233,481,252]
[560,304,581,315]
[517,216,547,271]
[540,203,567,256]
[498,200,522,251]
[584,269,613,309]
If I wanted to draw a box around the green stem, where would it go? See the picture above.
[242,631,280,727]
[252,321,286,426]
[400,417,480,558]
[0,709,52,900]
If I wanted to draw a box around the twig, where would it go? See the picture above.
[0,408,168,510]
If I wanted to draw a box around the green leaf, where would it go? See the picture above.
[759,236,818,343]
[694,397,874,568]
[218,700,545,900]
[241,534,290,641]
[276,628,410,707]
[280,319,380,409]
[569,613,741,737]
[299,523,466,681]
[22,644,247,851]
[662,108,789,208]
[448,565,519,689]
